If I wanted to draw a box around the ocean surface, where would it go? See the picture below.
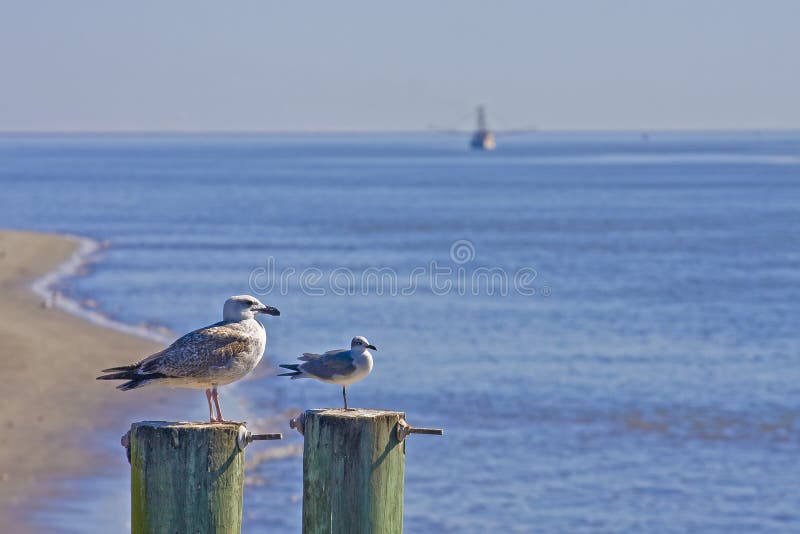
[1,131,799,533]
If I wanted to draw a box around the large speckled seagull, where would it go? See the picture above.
[97,295,280,422]
[279,336,377,409]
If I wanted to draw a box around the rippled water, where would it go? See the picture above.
[1,131,799,532]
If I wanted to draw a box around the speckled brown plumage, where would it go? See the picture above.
[97,295,279,421]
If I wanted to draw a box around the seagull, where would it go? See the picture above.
[97,295,280,422]
[279,336,377,410]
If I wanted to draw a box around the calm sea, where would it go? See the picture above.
[1,132,799,533]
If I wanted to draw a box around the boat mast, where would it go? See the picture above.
[476,105,487,132]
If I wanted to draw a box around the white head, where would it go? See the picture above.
[223,295,281,321]
[351,336,377,352]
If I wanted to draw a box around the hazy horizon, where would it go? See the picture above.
[2,1,799,132]
[2,127,799,135]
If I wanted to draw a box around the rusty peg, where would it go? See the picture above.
[290,412,306,435]
[395,419,444,442]
[236,425,282,450]
[407,427,443,435]
[121,431,131,464]
[249,433,283,441]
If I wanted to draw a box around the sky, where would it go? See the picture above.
[1,1,799,132]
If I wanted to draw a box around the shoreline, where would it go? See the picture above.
[0,230,186,532]
[29,234,173,345]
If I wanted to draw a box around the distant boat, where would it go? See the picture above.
[470,105,496,151]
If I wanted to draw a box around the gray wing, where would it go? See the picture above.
[139,321,258,378]
[299,349,355,379]
[299,348,349,361]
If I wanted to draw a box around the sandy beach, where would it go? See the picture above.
[0,230,177,531]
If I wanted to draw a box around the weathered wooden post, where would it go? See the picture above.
[124,421,281,534]
[292,409,442,534]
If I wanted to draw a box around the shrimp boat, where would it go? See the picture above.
[470,105,496,150]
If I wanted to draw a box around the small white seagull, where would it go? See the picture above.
[279,336,377,410]
[97,295,280,422]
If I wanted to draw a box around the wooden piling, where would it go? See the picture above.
[301,409,406,534]
[128,421,245,534]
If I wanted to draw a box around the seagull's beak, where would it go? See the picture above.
[257,306,281,316]
[366,344,377,350]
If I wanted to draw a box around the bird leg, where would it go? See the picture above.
[342,386,348,410]
[205,389,215,422]
[211,386,224,422]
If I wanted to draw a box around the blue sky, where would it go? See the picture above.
[1,1,798,131]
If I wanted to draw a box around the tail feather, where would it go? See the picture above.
[101,349,164,375]
[114,372,170,390]
[117,378,151,391]
[98,366,170,390]
[101,363,139,373]
[278,363,302,378]
[97,370,139,381]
